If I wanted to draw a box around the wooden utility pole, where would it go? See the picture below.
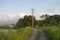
[31,9,34,28]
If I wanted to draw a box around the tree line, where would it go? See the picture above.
[15,14,60,28]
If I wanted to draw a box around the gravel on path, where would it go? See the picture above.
[39,30,48,40]
[28,29,37,40]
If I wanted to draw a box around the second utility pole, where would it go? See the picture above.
[31,9,34,28]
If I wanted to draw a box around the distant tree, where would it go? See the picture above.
[39,14,60,27]
[16,15,37,28]
[40,14,49,20]
[16,14,60,28]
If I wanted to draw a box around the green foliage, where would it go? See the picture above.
[0,32,6,40]
[16,15,60,29]
[38,15,60,27]
[16,15,37,28]
[0,27,35,40]
[40,27,60,40]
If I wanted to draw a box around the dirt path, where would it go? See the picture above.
[28,29,37,40]
[28,29,48,40]
[39,30,48,40]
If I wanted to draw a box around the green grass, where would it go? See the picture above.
[40,27,60,40]
[0,27,35,40]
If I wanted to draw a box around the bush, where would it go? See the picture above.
[40,27,60,40]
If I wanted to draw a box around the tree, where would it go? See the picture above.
[39,14,60,27]
[16,15,36,28]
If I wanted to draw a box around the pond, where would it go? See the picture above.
[0,29,16,33]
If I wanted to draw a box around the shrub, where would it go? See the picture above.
[0,27,35,40]
[40,27,60,40]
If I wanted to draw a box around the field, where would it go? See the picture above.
[0,26,60,40]
[0,27,35,40]
[40,26,60,40]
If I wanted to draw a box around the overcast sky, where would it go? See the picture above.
[0,0,60,25]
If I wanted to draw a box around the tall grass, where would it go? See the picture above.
[40,27,60,40]
[0,27,35,40]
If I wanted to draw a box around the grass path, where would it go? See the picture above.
[35,30,40,40]
[39,30,48,40]
[28,29,37,40]
[28,29,48,40]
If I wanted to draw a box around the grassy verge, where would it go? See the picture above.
[0,27,35,40]
[40,27,60,40]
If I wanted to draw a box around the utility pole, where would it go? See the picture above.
[31,9,34,28]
